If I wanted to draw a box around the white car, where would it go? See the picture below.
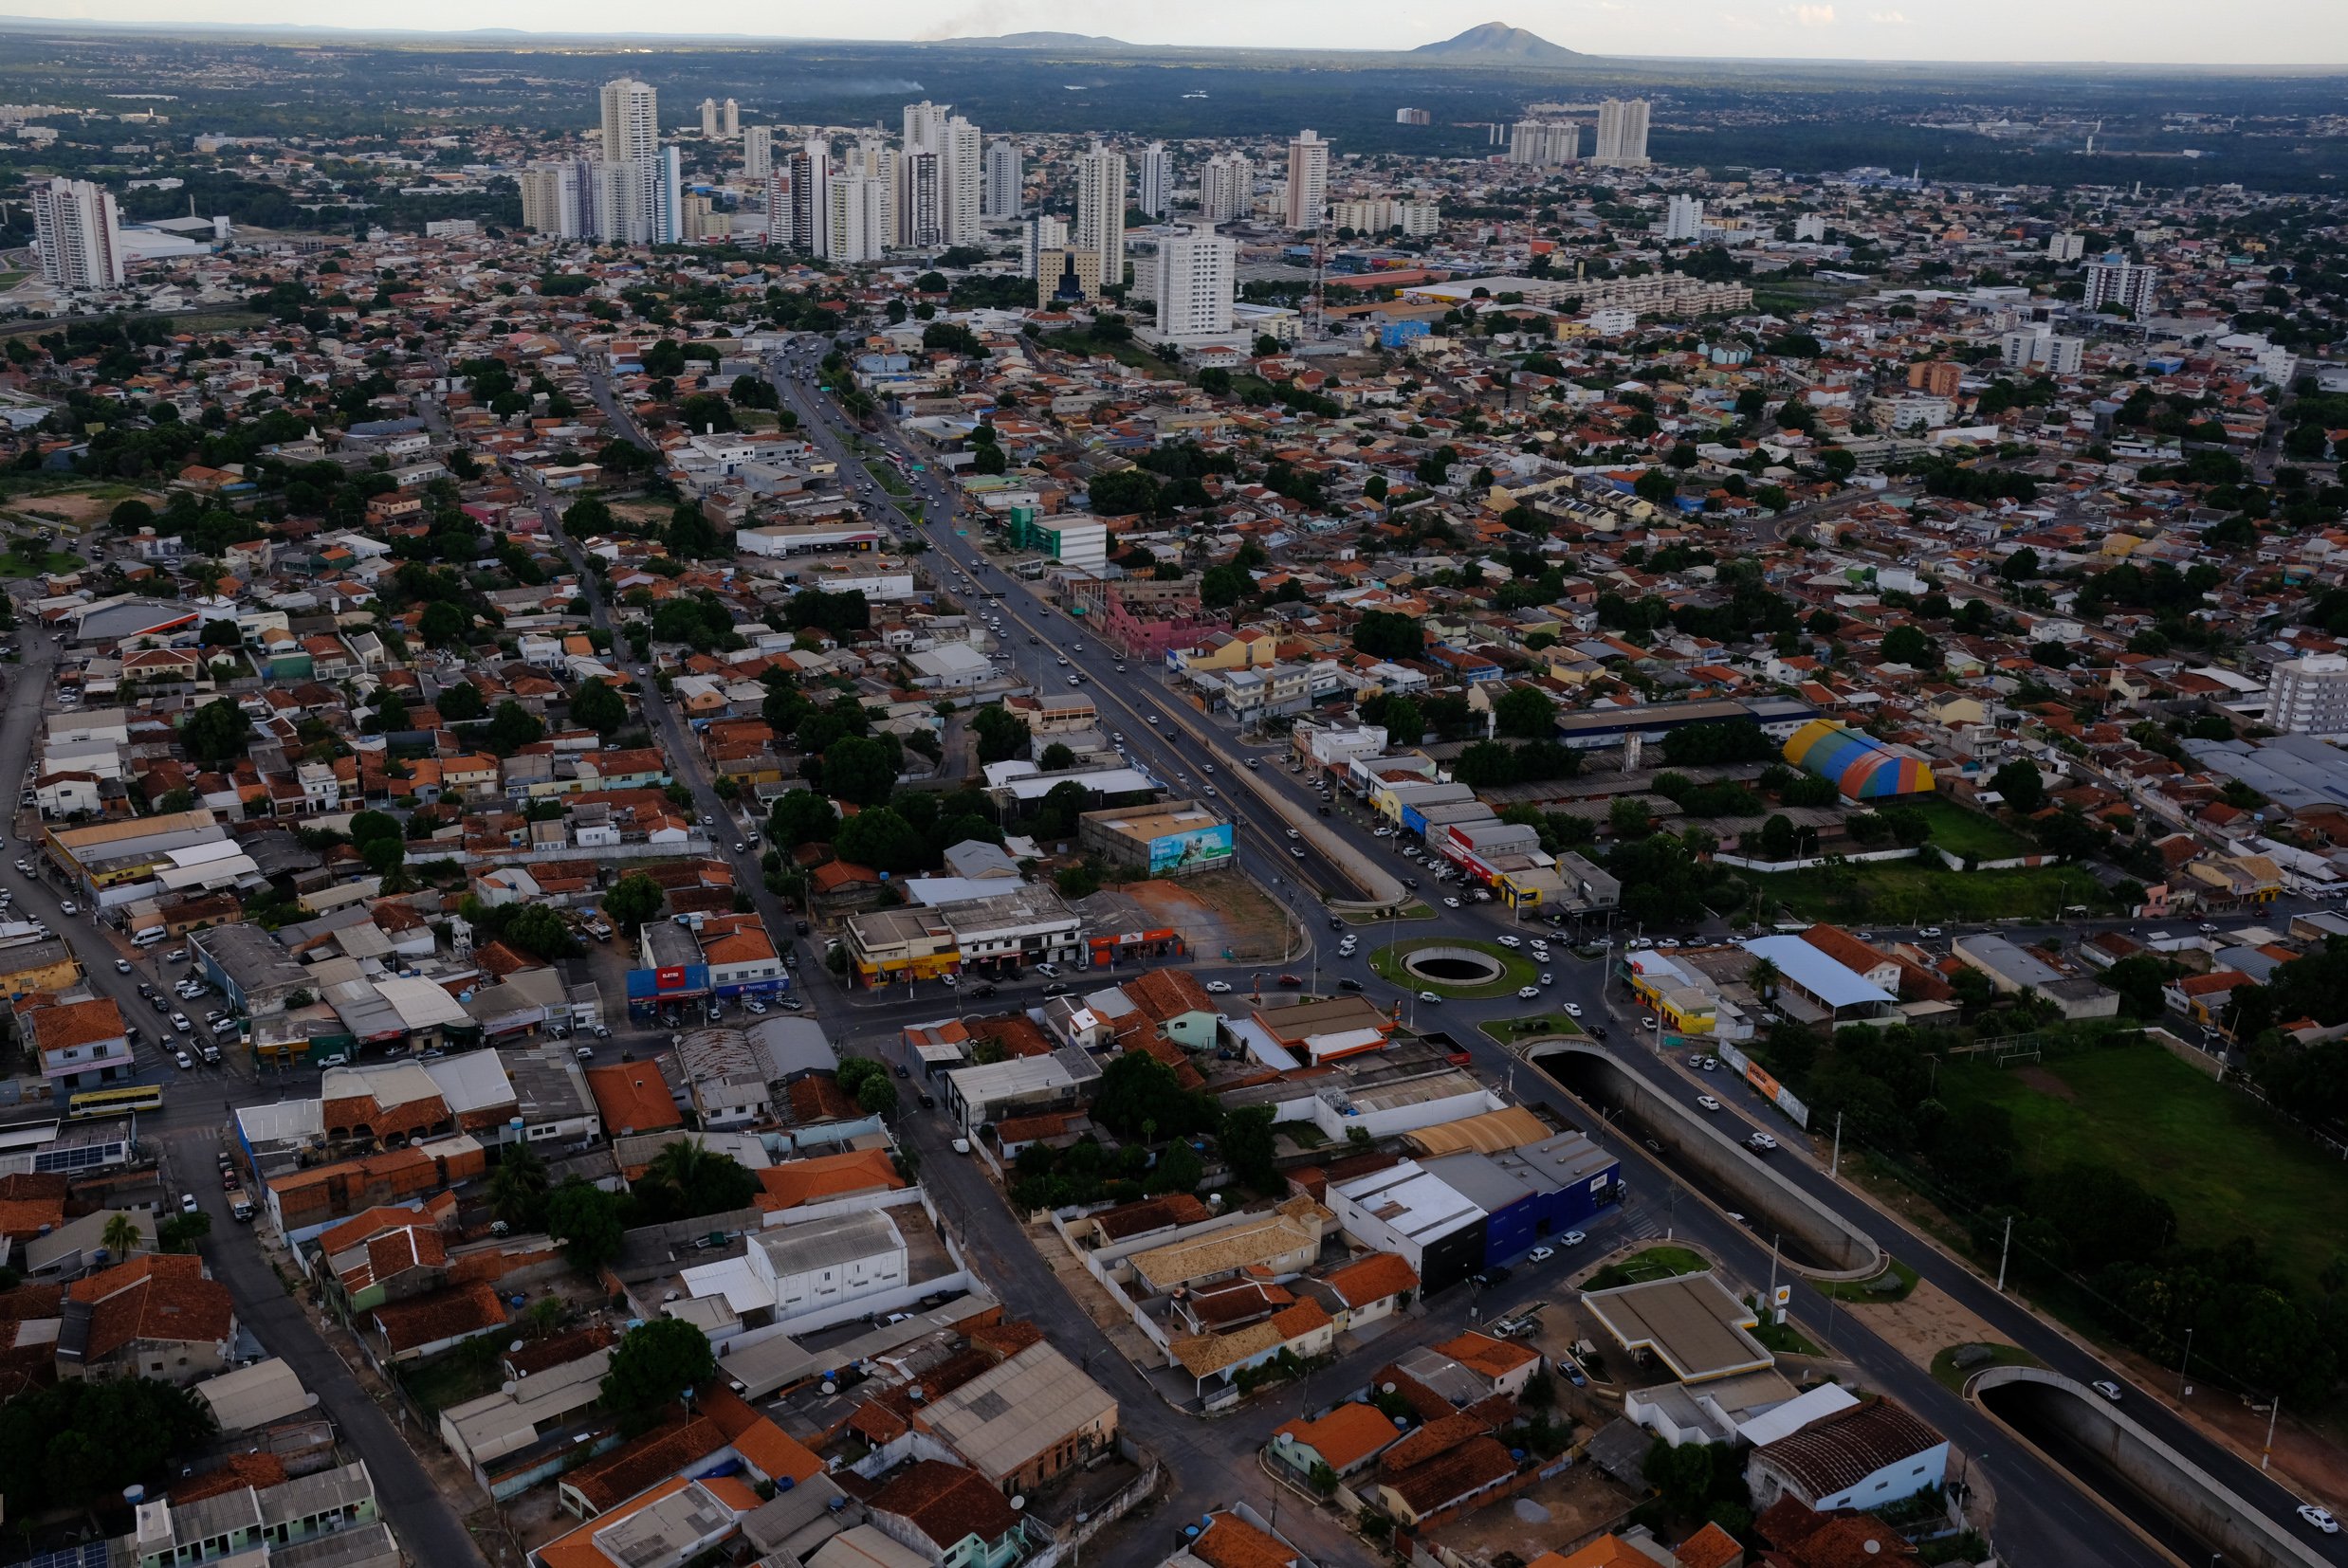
[174,1049,194,1070]
[60,901,77,916]
[1418,990,1441,1004]
[179,1192,199,1214]
[1561,1230,1587,1247]
[1496,936,1523,949]
[1538,972,1553,985]
[1204,980,1233,994]
[1527,1245,1556,1264]
[2091,1380,2123,1403]
[1697,1094,1721,1111]
[115,958,133,974]
[1563,1002,1582,1018]
[1444,897,1462,908]
[1517,985,1540,999]
[2299,1504,2339,1535]
[1917,926,1943,939]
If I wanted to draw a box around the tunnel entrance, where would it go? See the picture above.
[1401,947,1507,986]
[1530,1043,1869,1276]
[1977,1377,2225,1565]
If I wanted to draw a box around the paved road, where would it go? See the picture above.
[756,342,2348,1567]
[0,607,494,1568]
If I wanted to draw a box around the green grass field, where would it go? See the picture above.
[1747,859,2111,923]
[1905,795,2036,861]
[0,548,84,578]
[1937,1044,2348,1290]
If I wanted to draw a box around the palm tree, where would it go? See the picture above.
[101,1212,142,1260]
[1746,957,1783,1001]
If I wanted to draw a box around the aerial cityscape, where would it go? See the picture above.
[2,10,2348,1568]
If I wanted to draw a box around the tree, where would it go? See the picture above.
[633,1140,760,1224]
[157,1210,211,1252]
[0,1377,217,1518]
[1494,684,1555,739]
[570,677,627,737]
[835,807,926,874]
[821,735,900,807]
[484,700,546,754]
[1635,468,1680,506]
[1089,468,1160,518]
[101,1212,143,1260]
[1999,546,2042,583]
[1091,1051,1217,1140]
[490,1143,550,1231]
[418,599,468,648]
[1990,760,2045,815]
[1039,741,1076,772]
[769,789,839,848]
[1353,611,1423,661]
[547,1179,628,1269]
[436,679,486,721]
[181,698,249,765]
[605,871,666,934]
[1880,624,1936,668]
[1220,1106,1280,1193]
[971,703,1028,764]
[601,1318,718,1433]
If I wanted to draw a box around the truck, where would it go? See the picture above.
[228,1188,255,1224]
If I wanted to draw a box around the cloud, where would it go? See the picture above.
[1867,7,1909,19]
[1792,3,1835,23]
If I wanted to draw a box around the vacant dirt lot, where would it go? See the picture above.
[1846,1277,2009,1372]
[1123,869,1293,962]
[1429,1463,1637,1566]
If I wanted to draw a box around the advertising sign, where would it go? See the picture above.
[1147,823,1235,875]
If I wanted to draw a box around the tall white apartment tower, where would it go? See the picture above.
[1508,121,1579,167]
[743,125,775,183]
[944,116,982,244]
[828,175,891,264]
[1153,227,1237,339]
[656,145,684,244]
[699,98,721,138]
[589,161,639,246]
[983,139,1023,219]
[2047,230,2085,263]
[1593,98,1652,166]
[1136,142,1172,219]
[1201,154,1253,225]
[2082,254,2158,317]
[598,77,661,244]
[849,137,898,246]
[1663,194,1704,243]
[722,99,740,137]
[1285,129,1330,230]
[1022,212,1069,280]
[29,177,124,289]
[519,162,583,239]
[1074,141,1128,292]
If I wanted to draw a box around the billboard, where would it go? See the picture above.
[1147,823,1235,875]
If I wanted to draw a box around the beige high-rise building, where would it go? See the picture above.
[944,116,982,245]
[699,97,721,138]
[828,175,890,264]
[1508,120,1579,167]
[1201,154,1253,225]
[1022,212,1069,279]
[1284,129,1330,230]
[1593,98,1651,167]
[519,162,582,238]
[722,98,740,137]
[743,125,774,183]
[598,78,661,243]
[29,177,123,289]
[1074,141,1127,293]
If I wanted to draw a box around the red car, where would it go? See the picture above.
[1276,975,1304,988]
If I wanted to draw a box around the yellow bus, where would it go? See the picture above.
[67,1085,164,1120]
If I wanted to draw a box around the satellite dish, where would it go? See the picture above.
[509,1340,524,1354]
[501,1381,519,1396]
[1010,1496,1026,1511]
[1382,1382,1397,1395]
[820,1381,836,1395]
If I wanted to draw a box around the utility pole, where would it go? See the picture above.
[2263,1399,2279,1471]
[2178,1327,2193,1398]
[1766,1233,1779,1318]
[1995,1214,2012,1293]
[1830,1112,1843,1179]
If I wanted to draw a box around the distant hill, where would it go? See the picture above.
[1412,22,1581,62]
[940,31,1132,48]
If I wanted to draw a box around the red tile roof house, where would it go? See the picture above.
[865,1460,1028,1564]
[58,1254,237,1384]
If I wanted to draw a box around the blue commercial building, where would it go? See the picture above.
[1422,1128,1623,1267]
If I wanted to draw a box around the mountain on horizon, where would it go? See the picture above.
[1412,22,1581,62]
[939,30,1131,48]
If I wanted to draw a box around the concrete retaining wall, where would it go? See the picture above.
[1972,1367,2326,1568]
[1528,1042,1883,1280]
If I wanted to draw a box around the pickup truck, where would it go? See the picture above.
[228,1188,256,1224]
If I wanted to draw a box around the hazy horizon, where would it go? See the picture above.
[1,2,2341,66]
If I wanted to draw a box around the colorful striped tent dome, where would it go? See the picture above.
[1781,719,1936,800]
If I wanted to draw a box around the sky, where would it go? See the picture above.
[7,0,2341,64]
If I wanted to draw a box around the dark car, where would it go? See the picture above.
[1042,983,1071,996]
[1337,977,1366,992]
[1327,916,1346,931]
[893,1064,910,1079]
[795,921,811,936]
[918,1092,936,1109]
[1317,805,1331,816]
[971,983,999,998]
[1471,1266,1513,1289]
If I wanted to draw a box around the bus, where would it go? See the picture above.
[67,1085,163,1120]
